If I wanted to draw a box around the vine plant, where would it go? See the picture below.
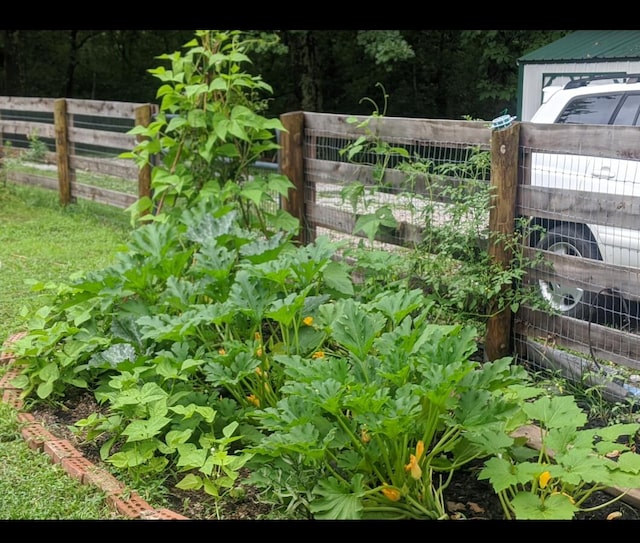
[337,96,545,328]
[123,29,296,235]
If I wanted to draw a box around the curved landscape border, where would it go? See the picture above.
[0,332,189,521]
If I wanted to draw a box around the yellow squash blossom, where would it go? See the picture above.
[405,454,422,480]
[303,316,314,326]
[247,394,260,407]
[415,440,424,461]
[312,351,325,359]
[404,440,425,480]
[381,485,401,502]
[539,471,551,489]
[218,348,226,355]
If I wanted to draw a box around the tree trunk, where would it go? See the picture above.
[1,30,23,95]
[64,30,79,97]
[285,31,323,112]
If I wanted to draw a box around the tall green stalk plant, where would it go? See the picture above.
[6,30,314,510]
[123,29,296,235]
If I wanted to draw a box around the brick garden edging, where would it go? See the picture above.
[0,332,189,520]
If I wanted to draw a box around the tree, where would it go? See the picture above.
[459,30,572,118]
[0,30,23,95]
[0,29,571,120]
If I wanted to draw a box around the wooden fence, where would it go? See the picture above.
[0,96,157,208]
[279,111,640,400]
[3,98,640,398]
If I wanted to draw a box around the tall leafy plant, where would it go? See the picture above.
[122,29,297,236]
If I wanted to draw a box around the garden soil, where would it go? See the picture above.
[28,389,640,521]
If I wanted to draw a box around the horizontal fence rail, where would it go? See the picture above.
[0,96,157,208]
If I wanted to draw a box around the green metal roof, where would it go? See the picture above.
[519,31,640,63]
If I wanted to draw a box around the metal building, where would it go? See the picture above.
[517,30,640,121]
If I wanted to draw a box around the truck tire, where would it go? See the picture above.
[535,224,601,321]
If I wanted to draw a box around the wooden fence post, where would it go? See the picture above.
[53,98,72,205]
[484,120,520,361]
[135,104,153,204]
[279,111,307,245]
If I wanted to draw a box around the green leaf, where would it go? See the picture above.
[108,440,158,468]
[166,115,187,132]
[331,299,385,360]
[511,491,577,520]
[170,403,216,423]
[185,209,237,243]
[89,343,136,369]
[227,119,248,141]
[552,447,611,486]
[202,351,260,387]
[121,416,172,442]
[264,208,299,232]
[187,108,207,127]
[265,173,295,197]
[616,450,640,474]
[109,382,168,410]
[8,374,29,390]
[310,475,364,520]
[202,478,221,497]
[222,421,240,439]
[38,362,59,382]
[372,288,425,325]
[477,455,519,493]
[586,423,640,444]
[251,422,326,461]
[176,473,204,491]
[36,380,54,399]
[228,270,273,321]
[239,231,287,263]
[523,395,587,430]
[266,292,305,327]
[176,443,208,470]
[374,205,398,228]
[353,213,382,242]
[322,261,354,296]
[163,429,193,450]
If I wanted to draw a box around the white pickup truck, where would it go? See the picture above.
[528,75,640,323]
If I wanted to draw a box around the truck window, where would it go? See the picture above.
[613,93,640,125]
[557,94,624,125]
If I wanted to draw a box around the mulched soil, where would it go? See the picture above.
[27,389,640,521]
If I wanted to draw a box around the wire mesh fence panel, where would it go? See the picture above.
[515,125,640,396]
[0,97,155,205]
[301,117,492,256]
[296,113,640,401]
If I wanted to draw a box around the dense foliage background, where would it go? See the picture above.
[0,30,571,120]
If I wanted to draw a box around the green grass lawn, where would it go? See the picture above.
[0,181,132,342]
[0,181,134,519]
[0,403,126,520]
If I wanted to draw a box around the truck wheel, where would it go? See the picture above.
[535,224,601,320]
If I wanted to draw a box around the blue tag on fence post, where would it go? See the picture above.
[491,114,517,131]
